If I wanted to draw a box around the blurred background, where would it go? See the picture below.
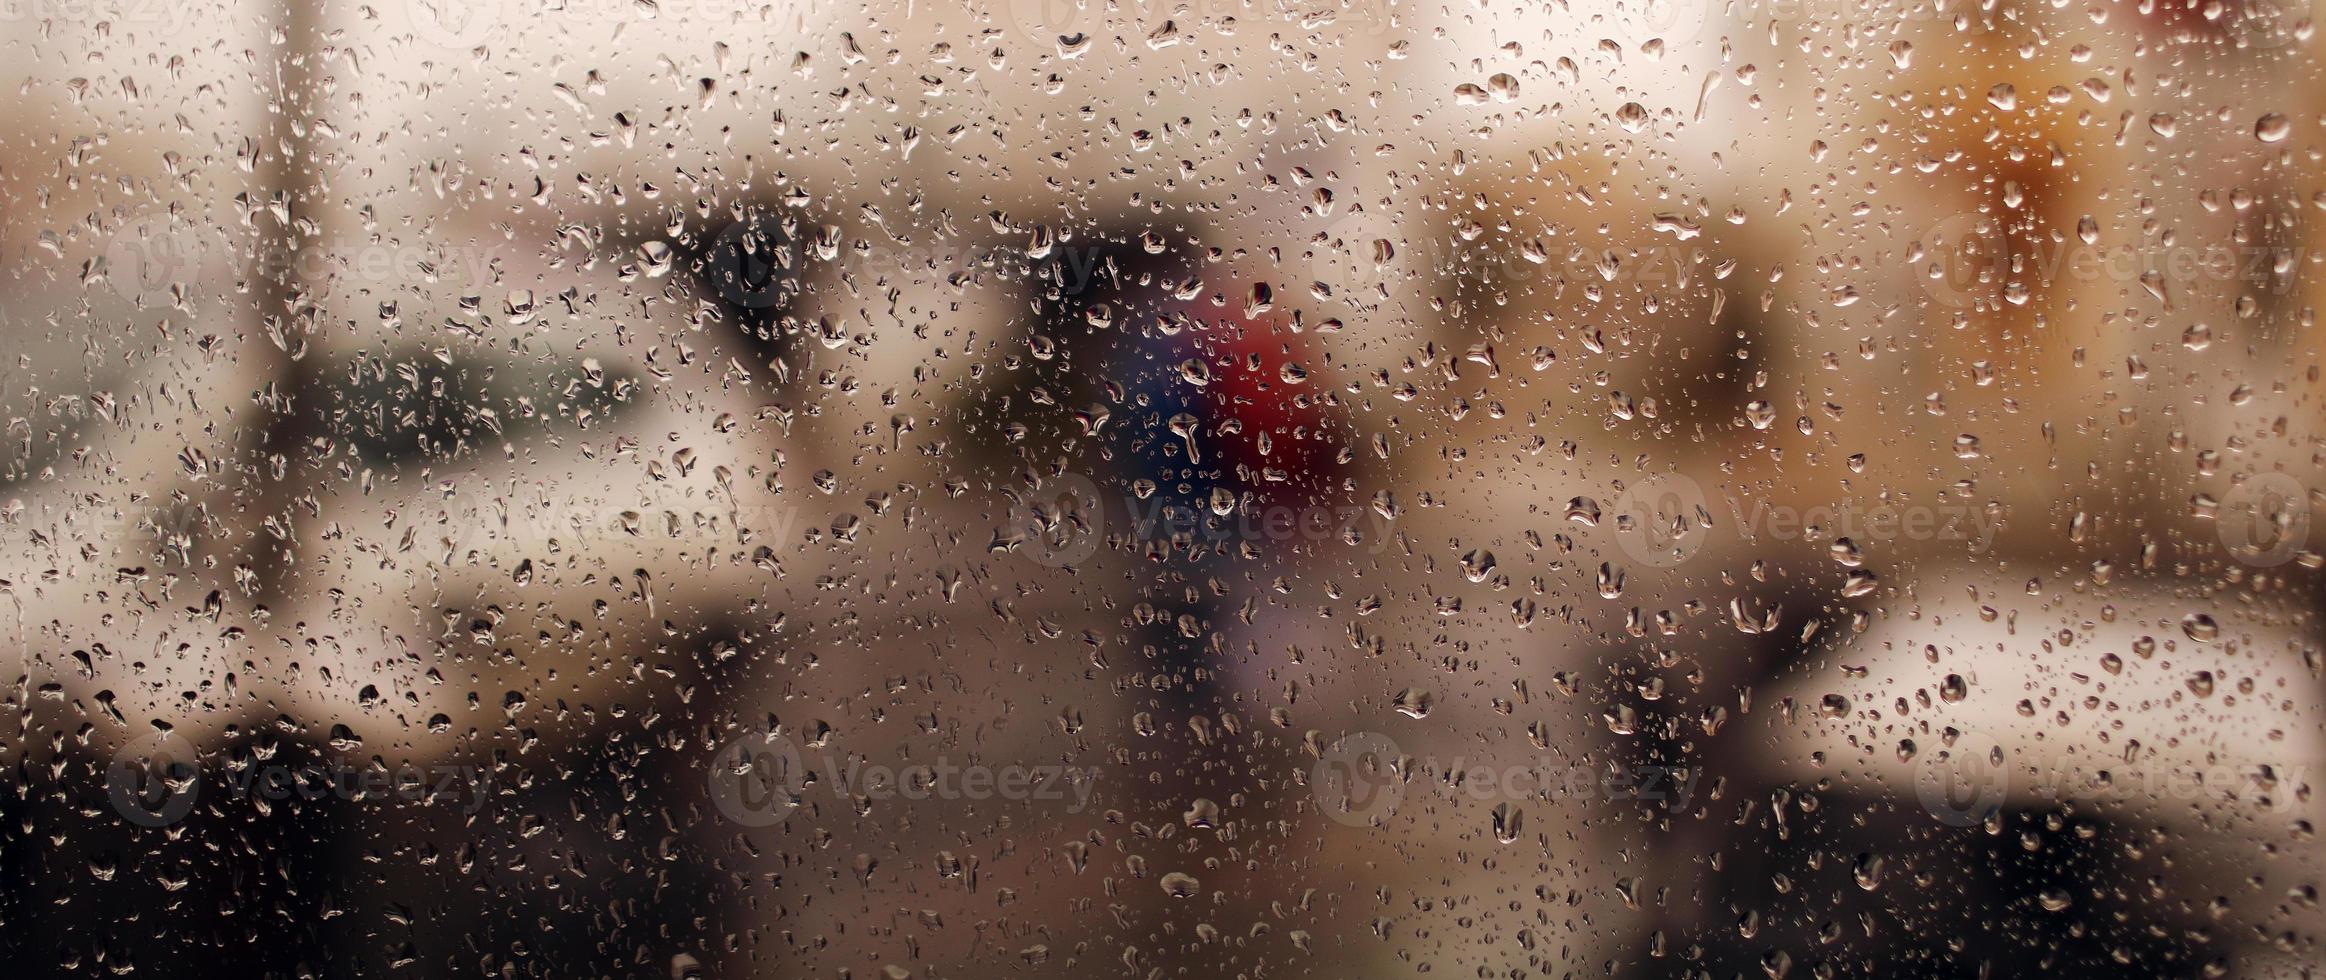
[1,0,2323,976]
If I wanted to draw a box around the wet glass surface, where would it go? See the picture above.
[3,0,2325,976]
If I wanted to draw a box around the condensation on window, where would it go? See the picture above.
[4,0,2323,976]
